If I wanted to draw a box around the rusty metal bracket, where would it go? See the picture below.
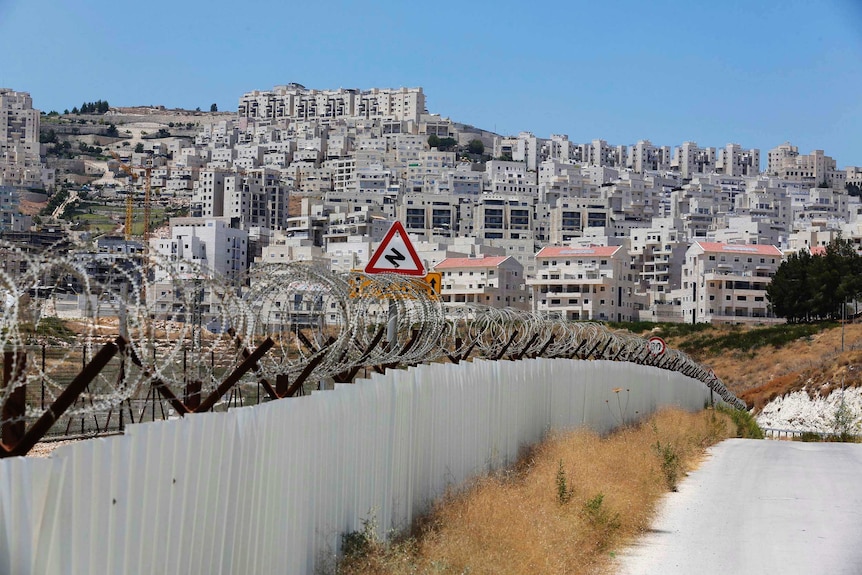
[1,337,123,458]
[493,330,519,361]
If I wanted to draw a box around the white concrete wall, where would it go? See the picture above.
[0,358,717,575]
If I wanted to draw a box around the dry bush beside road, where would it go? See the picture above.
[337,408,738,575]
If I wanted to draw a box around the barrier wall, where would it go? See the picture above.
[0,358,717,575]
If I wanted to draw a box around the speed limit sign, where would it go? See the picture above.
[648,336,666,356]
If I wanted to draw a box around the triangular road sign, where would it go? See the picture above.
[365,221,425,276]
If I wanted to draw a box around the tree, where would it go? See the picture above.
[134,142,144,153]
[468,139,484,155]
[427,134,440,149]
[39,129,57,144]
[767,237,862,322]
[105,124,119,138]
[71,107,79,114]
[210,103,218,112]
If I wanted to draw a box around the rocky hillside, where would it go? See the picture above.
[631,321,862,434]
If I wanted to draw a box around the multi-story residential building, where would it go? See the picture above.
[791,187,850,225]
[152,217,249,282]
[528,245,634,322]
[238,85,426,124]
[681,242,782,324]
[223,168,290,230]
[628,217,688,298]
[0,89,51,189]
[629,140,672,173]
[475,193,535,242]
[399,192,462,240]
[323,209,390,252]
[494,132,543,171]
[547,196,613,244]
[259,233,328,266]
[673,142,716,179]
[716,144,760,177]
[436,255,528,309]
[0,186,31,231]
[767,143,845,189]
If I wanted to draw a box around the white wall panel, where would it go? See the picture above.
[0,359,718,575]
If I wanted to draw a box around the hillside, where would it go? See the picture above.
[626,321,862,433]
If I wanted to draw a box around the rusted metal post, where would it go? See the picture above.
[185,380,202,411]
[512,333,540,361]
[5,337,122,457]
[196,337,274,413]
[2,351,27,449]
[493,330,519,361]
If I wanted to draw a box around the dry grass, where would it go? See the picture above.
[337,408,735,575]
[662,323,862,407]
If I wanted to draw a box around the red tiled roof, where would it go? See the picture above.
[536,245,621,258]
[809,246,827,256]
[435,255,510,269]
[694,242,782,256]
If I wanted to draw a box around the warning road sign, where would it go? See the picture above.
[365,221,425,276]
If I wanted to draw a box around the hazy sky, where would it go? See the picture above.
[3,0,862,167]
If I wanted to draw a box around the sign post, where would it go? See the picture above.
[365,221,427,352]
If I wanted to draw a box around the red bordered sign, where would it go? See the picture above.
[647,336,666,356]
[365,221,425,276]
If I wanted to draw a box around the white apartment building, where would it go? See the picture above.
[494,132,543,171]
[399,192,462,239]
[711,215,784,248]
[528,245,634,322]
[475,194,534,242]
[238,85,426,124]
[716,144,760,177]
[673,142,716,179]
[0,89,50,189]
[223,168,290,230]
[152,217,249,282]
[767,143,845,189]
[628,218,687,298]
[436,255,528,310]
[259,233,328,266]
[681,242,782,325]
[629,140,673,173]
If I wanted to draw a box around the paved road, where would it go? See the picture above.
[616,439,862,575]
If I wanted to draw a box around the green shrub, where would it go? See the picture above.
[652,439,681,491]
[715,404,764,439]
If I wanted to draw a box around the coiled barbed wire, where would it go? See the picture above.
[0,249,746,428]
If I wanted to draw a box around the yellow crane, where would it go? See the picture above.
[110,152,152,246]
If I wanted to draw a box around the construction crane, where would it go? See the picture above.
[110,152,153,246]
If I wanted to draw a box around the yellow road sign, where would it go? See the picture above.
[424,272,441,295]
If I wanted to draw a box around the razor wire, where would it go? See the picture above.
[0,249,745,430]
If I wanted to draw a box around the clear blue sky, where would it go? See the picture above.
[3,0,862,167]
